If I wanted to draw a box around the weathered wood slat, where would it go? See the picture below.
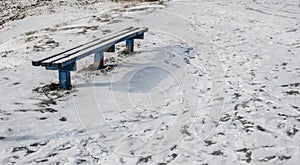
[32,27,136,66]
[53,27,148,67]
[41,27,140,67]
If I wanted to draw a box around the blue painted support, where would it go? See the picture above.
[59,70,71,89]
[94,51,104,70]
[126,38,134,53]
[58,62,76,89]
[135,33,144,39]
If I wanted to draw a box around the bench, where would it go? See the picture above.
[32,27,148,89]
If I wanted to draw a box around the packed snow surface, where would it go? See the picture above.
[0,0,299,164]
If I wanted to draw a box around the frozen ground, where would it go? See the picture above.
[0,0,299,164]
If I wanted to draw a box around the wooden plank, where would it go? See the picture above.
[56,27,148,67]
[41,28,138,66]
[32,27,136,66]
[40,27,139,67]
[53,27,148,68]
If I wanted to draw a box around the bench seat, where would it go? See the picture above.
[32,27,148,89]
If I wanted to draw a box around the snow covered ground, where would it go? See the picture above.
[0,0,299,164]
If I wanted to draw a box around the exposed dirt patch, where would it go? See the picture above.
[0,109,12,121]
[211,150,224,156]
[59,117,67,122]
[137,155,152,163]
[15,108,58,113]
[33,83,76,97]
[0,0,55,28]
[283,90,299,96]
[236,148,252,163]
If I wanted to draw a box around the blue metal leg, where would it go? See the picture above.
[59,70,71,89]
[94,51,104,70]
[126,38,134,53]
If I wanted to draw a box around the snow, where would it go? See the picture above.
[0,0,299,164]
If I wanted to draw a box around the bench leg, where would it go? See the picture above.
[94,51,104,70]
[126,38,134,53]
[59,70,71,89]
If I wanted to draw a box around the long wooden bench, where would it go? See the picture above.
[32,27,148,89]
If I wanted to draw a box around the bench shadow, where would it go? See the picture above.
[110,65,170,93]
[75,82,112,88]
[75,47,187,93]
[75,63,171,93]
